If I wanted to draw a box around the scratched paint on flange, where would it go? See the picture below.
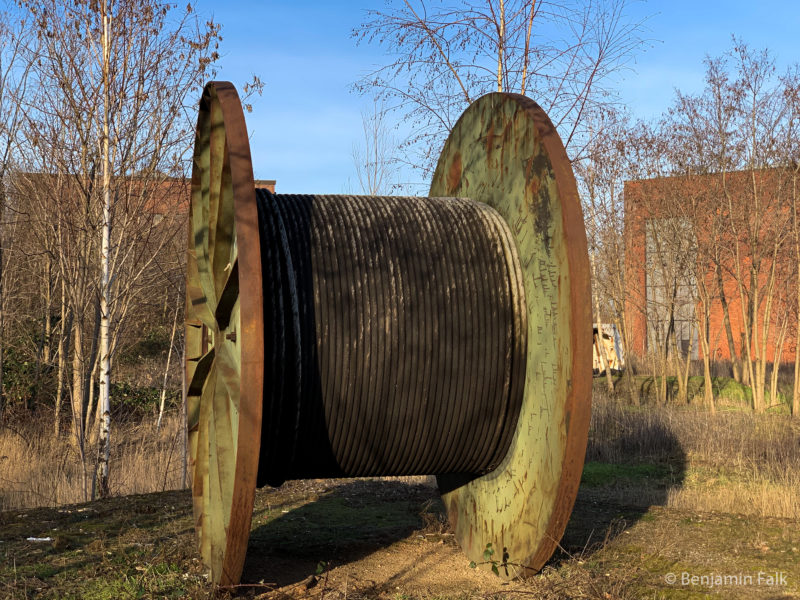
[432,92,589,579]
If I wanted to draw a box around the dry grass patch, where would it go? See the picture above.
[0,412,186,510]
[588,393,800,519]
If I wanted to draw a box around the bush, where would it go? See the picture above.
[2,346,56,409]
[110,382,179,420]
[118,326,172,364]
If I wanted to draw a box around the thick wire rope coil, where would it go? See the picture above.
[254,192,527,483]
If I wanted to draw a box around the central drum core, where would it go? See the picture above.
[255,191,528,487]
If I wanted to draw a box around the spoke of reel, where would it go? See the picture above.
[212,129,235,302]
[193,357,215,562]
[213,278,239,548]
[213,356,236,530]
[214,260,239,330]
[194,88,219,317]
[216,335,240,417]
[206,366,225,580]
[187,348,216,434]
[208,93,225,276]
[187,231,215,329]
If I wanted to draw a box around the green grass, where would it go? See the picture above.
[580,461,671,487]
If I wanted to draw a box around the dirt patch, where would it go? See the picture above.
[241,479,523,598]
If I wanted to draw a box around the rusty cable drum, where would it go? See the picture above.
[185,82,592,586]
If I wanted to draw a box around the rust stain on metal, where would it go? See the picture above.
[447,152,462,193]
[430,93,591,580]
[486,128,497,160]
[185,81,263,587]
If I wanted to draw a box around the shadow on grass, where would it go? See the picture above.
[551,414,687,567]
[240,479,439,589]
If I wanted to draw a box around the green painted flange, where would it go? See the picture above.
[431,92,592,579]
[185,81,264,586]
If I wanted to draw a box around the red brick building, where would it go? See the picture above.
[624,169,798,364]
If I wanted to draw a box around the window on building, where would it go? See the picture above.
[644,217,698,359]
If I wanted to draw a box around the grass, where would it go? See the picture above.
[0,490,206,599]
[580,461,671,487]
[587,391,800,519]
[1,390,799,598]
[1,479,797,599]
[621,374,791,411]
[0,412,186,510]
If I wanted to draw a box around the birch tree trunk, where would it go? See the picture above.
[95,0,112,500]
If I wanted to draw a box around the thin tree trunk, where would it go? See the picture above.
[715,253,741,381]
[793,175,800,418]
[86,355,100,438]
[601,329,616,392]
[699,300,715,412]
[676,323,693,404]
[32,262,53,407]
[701,342,715,412]
[43,260,52,361]
[614,314,638,405]
[496,0,505,92]
[71,318,85,451]
[0,313,4,420]
[157,302,179,431]
[794,263,800,416]
[769,314,788,409]
[590,254,613,393]
[96,1,112,499]
[84,298,101,441]
[520,0,536,95]
[180,343,188,488]
[55,283,70,437]
[0,186,5,420]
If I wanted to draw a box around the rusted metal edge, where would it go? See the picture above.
[201,81,264,587]
[430,92,592,579]
[512,92,592,572]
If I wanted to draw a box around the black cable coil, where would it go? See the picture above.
[254,190,527,487]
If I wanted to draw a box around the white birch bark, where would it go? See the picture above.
[96,0,112,499]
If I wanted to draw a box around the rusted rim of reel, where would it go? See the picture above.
[431,93,592,579]
[185,81,264,586]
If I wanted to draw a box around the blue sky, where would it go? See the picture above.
[192,0,800,193]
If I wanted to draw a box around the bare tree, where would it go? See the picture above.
[352,100,398,194]
[656,40,797,413]
[15,0,238,498]
[0,8,35,419]
[777,66,800,418]
[354,0,648,179]
[575,108,631,395]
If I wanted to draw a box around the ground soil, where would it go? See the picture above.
[0,477,798,599]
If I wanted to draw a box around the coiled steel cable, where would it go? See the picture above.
[255,190,527,485]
